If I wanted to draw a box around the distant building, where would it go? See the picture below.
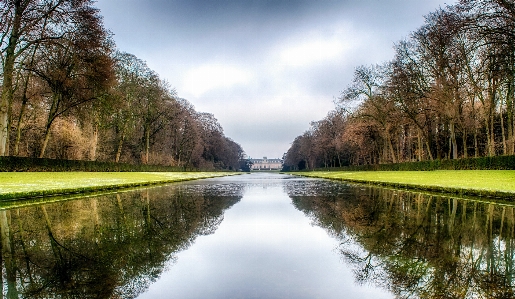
[249,157,282,170]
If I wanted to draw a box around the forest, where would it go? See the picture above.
[284,0,515,170]
[0,0,244,170]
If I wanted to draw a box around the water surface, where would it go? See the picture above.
[140,173,388,299]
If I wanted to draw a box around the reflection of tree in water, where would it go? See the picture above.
[0,183,242,298]
[286,180,515,299]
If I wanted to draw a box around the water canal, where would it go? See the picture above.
[0,173,513,298]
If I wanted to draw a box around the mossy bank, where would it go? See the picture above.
[294,170,515,200]
[0,172,237,201]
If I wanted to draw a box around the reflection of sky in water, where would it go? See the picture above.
[138,173,392,299]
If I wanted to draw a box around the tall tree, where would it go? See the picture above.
[1,0,76,156]
[27,1,114,157]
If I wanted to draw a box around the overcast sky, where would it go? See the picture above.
[95,0,455,159]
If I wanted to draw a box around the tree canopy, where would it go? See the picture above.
[0,0,244,170]
[284,0,515,170]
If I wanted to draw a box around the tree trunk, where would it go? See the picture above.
[39,94,60,158]
[1,210,17,297]
[448,136,452,160]
[417,128,423,162]
[471,93,479,158]
[436,127,442,160]
[507,208,514,286]
[386,131,396,163]
[145,191,151,229]
[115,133,125,163]
[474,127,479,158]
[14,76,31,156]
[399,127,405,162]
[500,207,506,242]
[506,83,514,155]
[485,116,494,157]
[501,96,507,155]
[91,199,100,236]
[116,194,125,216]
[89,124,98,161]
[509,103,515,155]
[116,194,127,239]
[39,128,52,158]
[382,138,387,164]
[449,198,457,234]
[145,125,150,164]
[449,122,458,160]
[0,2,24,156]
[41,206,66,268]
[462,127,468,159]
[0,67,14,157]
[462,201,467,223]
[425,139,434,161]
[490,107,496,156]
[512,109,515,155]
[487,204,494,273]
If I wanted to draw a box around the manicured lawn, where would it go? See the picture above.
[0,172,235,200]
[297,170,515,198]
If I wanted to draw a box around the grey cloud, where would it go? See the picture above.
[96,0,456,158]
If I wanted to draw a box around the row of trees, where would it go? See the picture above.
[284,0,515,170]
[1,0,243,170]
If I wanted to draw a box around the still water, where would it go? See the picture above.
[0,173,514,298]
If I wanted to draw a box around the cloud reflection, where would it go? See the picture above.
[140,174,391,298]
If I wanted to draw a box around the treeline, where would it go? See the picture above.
[284,0,515,170]
[0,0,243,170]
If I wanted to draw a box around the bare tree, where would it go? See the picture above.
[27,2,113,158]
[0,0,84,156]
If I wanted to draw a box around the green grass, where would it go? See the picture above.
[296,170,515,199]
[0,172,236,200]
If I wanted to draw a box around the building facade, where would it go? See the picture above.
[249,157,282,170]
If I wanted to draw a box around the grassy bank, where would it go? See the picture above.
[0,172,236,201]
[295,170,515,199]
